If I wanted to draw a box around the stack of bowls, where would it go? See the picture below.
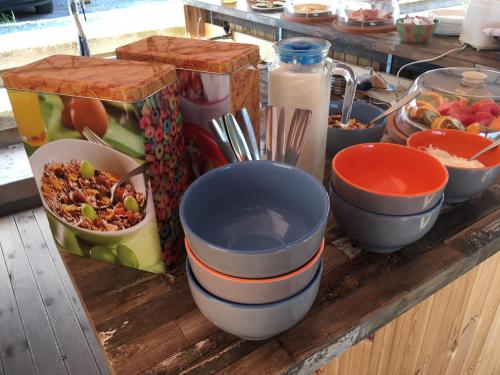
[180,161,329,341]
[408,129,500,203]
[330,143,448,253]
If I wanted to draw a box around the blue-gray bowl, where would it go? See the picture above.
[180,161,329,278]
[326,100,387,159]
[186,258,322,341]
[329,183,443,253]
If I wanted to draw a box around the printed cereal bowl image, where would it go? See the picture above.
[30,139,160,268]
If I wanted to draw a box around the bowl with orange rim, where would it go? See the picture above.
[185,237,323,304]
[407,129,500,203]
[331,143,448,215]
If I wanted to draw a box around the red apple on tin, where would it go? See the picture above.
[71,97,108,138]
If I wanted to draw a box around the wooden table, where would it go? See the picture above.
[183,0,500,70]
[33,182,500,374]
[0,210,110,375]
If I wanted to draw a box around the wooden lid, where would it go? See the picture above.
[116,36,260,74]
[2,54,178,102]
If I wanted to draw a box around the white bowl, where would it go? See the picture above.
[30,139,154,245]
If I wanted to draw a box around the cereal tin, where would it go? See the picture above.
[116,36,260,178]
[3,55,190,271]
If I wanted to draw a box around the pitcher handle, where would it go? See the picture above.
[327,59,357,125]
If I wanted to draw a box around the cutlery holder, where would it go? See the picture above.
[3,54,190,271]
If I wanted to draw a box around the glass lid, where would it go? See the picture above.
[338,0,398,26]
[415,67,500,99]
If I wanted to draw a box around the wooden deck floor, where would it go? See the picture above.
[0,208,111,375]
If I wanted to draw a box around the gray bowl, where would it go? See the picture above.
[326,101,387,159]
[180,161,329,278]
[186,237,323,304]
[331,143,448,215]
[329,183,443,253]
[443,165,500,203]
[186,259,322,341]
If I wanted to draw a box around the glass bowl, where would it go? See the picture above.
[337,0,398,28]
[395,67,500,138]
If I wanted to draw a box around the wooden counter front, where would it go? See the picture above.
[52,183,500,374]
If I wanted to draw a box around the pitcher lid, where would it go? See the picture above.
[274,37,330,65]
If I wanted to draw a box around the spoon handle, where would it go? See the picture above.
[468,138,500,161]
[114,162,150,189]
[369,89,422,125]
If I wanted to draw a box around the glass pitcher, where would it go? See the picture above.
[268,37,356,181]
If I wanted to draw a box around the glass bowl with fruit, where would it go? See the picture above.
[395,67,500,138]
[337,0,399,28]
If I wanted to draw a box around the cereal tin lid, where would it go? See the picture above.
[116,36,260,74]
[2,54,178,102]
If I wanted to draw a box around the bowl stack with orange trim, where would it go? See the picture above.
[330,143,449,253]
[179,161,329,340]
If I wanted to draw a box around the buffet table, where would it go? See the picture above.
[183,0,500,70]
[12,181,495,374]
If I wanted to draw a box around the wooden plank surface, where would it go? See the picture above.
[182,0,500,69]
[317,251,500,375]
[0,212,111,375]
[61,182,500,374]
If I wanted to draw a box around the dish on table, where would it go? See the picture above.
[180,161,329,278]
[329,182,443,253]
[251,1,284,11]
[407,129,500,203]
[338,0,398,27]
[331,143,448,215]
[326,100,387,159]
[395,68,500,137]
[186,236,323,304]
[186,258,322,341]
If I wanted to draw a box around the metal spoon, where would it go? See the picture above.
[468,138,500,161]
[224,113,253,161]
[236,108,260,161]
[70,162,150,209]
[369,89,422,125]
[209,118,238,163]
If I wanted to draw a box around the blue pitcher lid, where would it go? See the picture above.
[274,37,331,65]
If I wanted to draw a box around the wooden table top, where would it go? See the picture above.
[183,0,500,70]
[59,182,500,374]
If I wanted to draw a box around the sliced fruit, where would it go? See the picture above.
[423,109,440,126]
[475,111,495,126]
[466,122,481,134]
[431,116,465,130]
[415,99,436,110]
[421,92,445,107]
[488,116,500,131]
[437,100,463,116]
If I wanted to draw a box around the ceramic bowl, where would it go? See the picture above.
[29,139,155,246]
[329,183,443,253]
[186,258,322,341]
[180,161,329,278]
[331,143,448,215]
[186,237,323,304]
[407,129,500,203]
[396,18,439,44]
[326,100,387,159]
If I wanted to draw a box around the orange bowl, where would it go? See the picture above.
[331,143,448,215]
[407,129,500,202]
[186,237,323,304]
